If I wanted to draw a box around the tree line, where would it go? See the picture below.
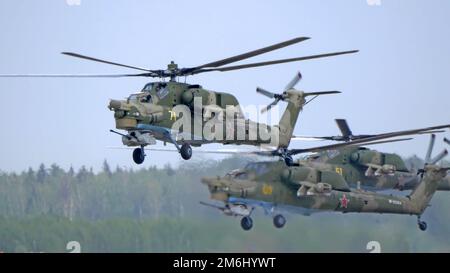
[0,155,449,252]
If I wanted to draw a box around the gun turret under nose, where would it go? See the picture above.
[108,99,123,110]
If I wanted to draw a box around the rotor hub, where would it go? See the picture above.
[167,61,178,71]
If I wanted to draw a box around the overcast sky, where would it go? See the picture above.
[0,0,449,172]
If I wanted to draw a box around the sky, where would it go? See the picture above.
[0,0,449,172]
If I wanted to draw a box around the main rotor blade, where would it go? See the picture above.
[243,141,425,157]
[355,138,413,146]
[195,50,359,73]
[256,87,276,98]
[291,135,332,141]
[335,119,353,139]
[289,124,450,156]
[284,71,302,91]
[292,134,379,142]
[61,52,156,72]
[193,37,310,70]
[418,130,446,134]
[0,73,156,78]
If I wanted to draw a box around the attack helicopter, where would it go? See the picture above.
[201,159,449,232]
[199,121,450,231]
[0,37,359,164]
[301,133,450,191]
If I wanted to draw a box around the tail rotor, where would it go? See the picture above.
[424,134,448,166]
[256,71,340,113]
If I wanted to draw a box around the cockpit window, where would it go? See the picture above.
[142,83,153,92]
[128,94,138,102]
[226,169,248,180]
[156,83,169,99]
[308,154,321,161]
[326,150,340,159]
[234,172,248,180]
[309,150,339,162]
[245,163,269,175]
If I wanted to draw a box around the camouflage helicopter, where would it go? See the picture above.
[300,131,450,192]
[199,121,450,231]
[0,37,359,164]
[201,158,449,232]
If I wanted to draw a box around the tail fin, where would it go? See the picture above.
[409,165,449,214]
[277,90,340,148]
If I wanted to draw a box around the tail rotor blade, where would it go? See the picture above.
[444,137,450,146]
[256,87,276,98]
[261,99,280,113]
[425,134,436,164]
[430,149,448,165]
[303,91,341,96]
[284,71,302,91]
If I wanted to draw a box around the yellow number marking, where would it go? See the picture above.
[168,110,177,121]
[262,184,273,195]
[335,167,343,175]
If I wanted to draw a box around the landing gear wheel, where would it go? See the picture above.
[418,221,427,231]
[284,155,294,166]
[132,148,145,164]
[240,216,253,231]
[273,214,286,228]
[180,143,192,160]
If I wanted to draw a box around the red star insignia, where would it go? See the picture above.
[339,194,349,209]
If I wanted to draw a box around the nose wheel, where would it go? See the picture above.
[240,216,253,231]
[273,214,286,228]
[417,216,427,231]
[132,147,146,164]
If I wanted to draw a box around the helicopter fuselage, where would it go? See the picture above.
[108,81,276,147]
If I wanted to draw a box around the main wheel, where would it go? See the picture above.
[418,221,427,231]
[273,214,286,228]
[180,143,192,160]
[240,216,253,231]
[132,148,145,164]
[284,156,294,166]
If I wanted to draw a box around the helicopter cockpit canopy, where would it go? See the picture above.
[128,94,139,102]
[244,162,270,175]
[225,169,249,180]
[307,149,341,162]
[142,82,169,99]
[128,93,153,104]
[142,83,154,92]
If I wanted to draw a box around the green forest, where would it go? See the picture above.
[0,155,449,253]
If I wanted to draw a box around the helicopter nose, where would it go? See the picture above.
[201,176,219,185]
[201,176,229,189]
